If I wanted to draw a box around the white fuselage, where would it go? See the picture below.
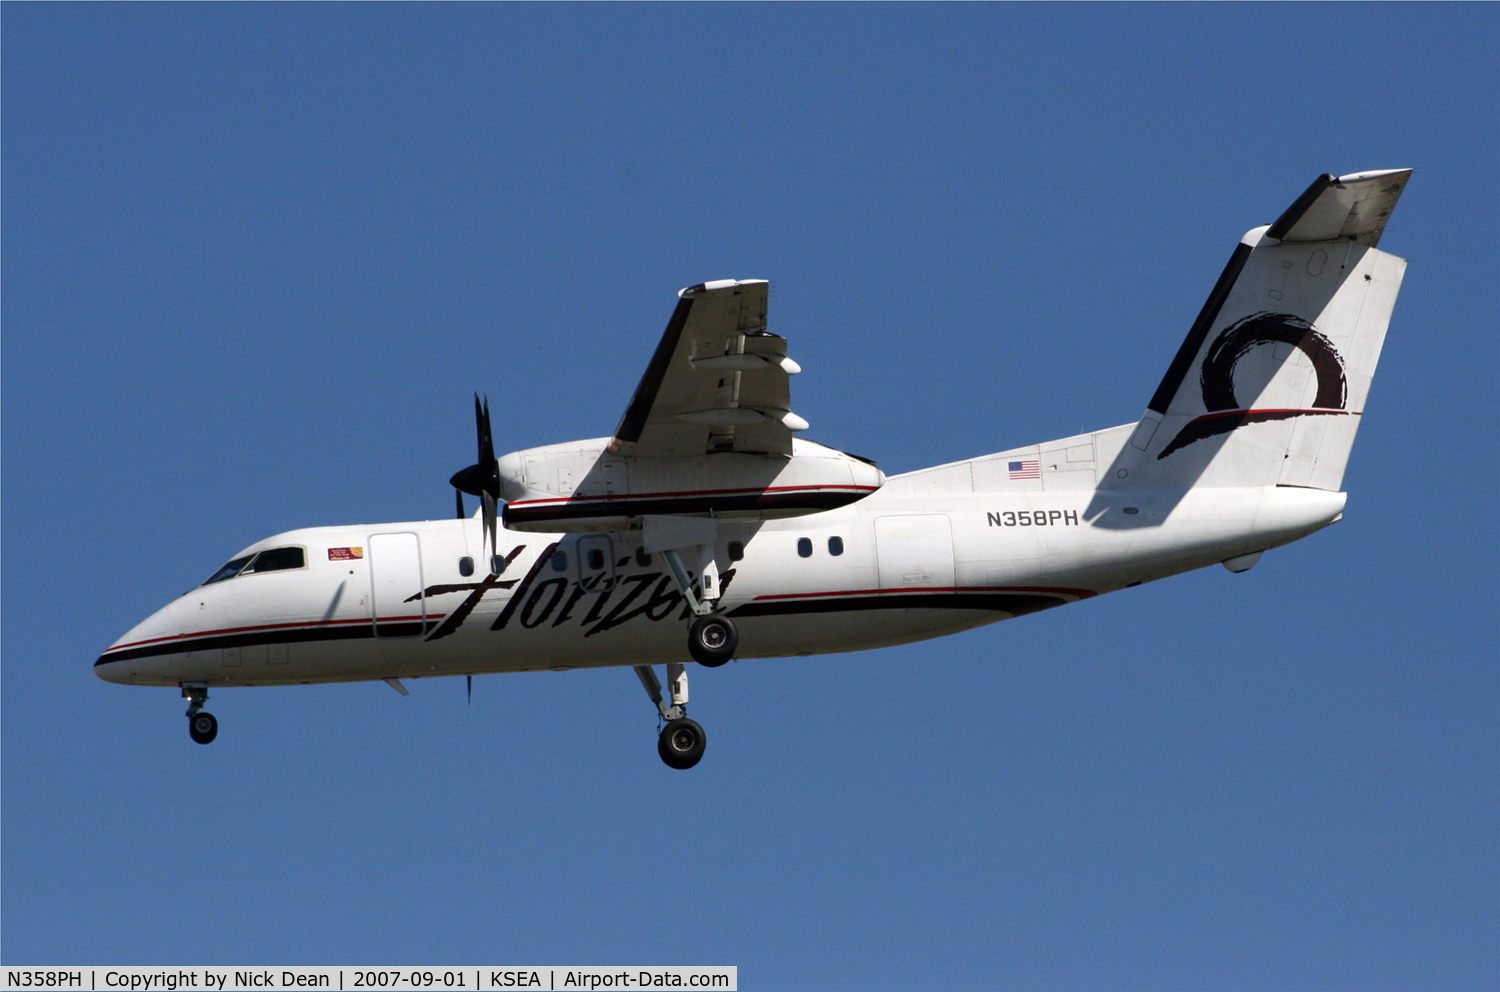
[93,169,1412,765]
[95,474,1345,689]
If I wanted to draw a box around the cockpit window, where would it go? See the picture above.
[204,555,254,585]
[243,547,305,573]
[202,546,306,585]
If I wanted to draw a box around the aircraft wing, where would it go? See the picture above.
[610,279,806,458]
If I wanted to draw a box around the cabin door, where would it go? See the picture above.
[370,532,426,636]
[875,515,955,590]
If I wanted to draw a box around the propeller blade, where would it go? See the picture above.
[474,393,487,464]
[452,393,503,550]
[455,489,465,519]
[482,491,498,565]
[479,395,496,466]
[475,392,497,479]
[467,674,472,707]
[451,393,501,497]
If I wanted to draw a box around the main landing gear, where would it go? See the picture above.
[660,548,738,667]
[635,663,706,769]
[632,535,738,768]
[183,684,218,745]
[688,614,737,667]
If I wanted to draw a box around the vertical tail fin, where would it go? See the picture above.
[1107,169,1411,491]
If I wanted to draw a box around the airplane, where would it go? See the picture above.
[96,169,1413,769]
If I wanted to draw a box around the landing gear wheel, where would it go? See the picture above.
[189,711,218,745]
[658,718,706,769]
[688,614,737,667]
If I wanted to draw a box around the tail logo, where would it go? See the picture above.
[1158,311,1350,459]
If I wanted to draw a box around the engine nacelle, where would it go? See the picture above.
[500,436,884,533]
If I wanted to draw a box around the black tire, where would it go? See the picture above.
[189,711,218,745]
[657,717,706,770]
[688,614,737,667]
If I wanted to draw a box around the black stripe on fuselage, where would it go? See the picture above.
[98,592,1070,668]
[96,620,440,665]
[505,488,870,526]
[729,591,1069,618]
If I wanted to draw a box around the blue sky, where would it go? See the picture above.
[4,4,1496,988]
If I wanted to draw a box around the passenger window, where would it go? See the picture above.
[243,547,305,574]
[797,538,813,558]
[828,536,844,556]
[490,555,507,575]
[587,548,605,570]
[459,556,474,577]
[728,541,744,561]
[203,554,254,585]
[551,551,568,571]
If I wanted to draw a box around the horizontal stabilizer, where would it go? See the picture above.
[1266,169,1412,247]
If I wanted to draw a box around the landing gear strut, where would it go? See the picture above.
[635,663,706,770]
[183,684,218,745]
[661,547,738,667]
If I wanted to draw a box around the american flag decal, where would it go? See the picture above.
[1008,460,1041,480]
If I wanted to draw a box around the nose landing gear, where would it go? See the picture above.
[189,711,219,745]
[658,717,706,769]
[183,684,218,745]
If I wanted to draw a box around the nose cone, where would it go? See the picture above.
[94,655,131,684]
[96,601,179,685]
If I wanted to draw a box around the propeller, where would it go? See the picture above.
[467,674,472,707]
[449,393,502,567]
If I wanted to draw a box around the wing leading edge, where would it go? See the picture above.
[610,279,806,458]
